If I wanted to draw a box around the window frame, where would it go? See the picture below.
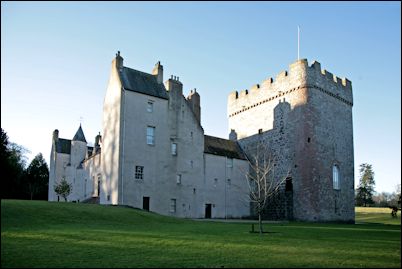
[332,164,340,190]
[146,126,155,145]
[135,165,144,180]
[171,143,177,156]
[147,101,154,113]
[170,198,176,213]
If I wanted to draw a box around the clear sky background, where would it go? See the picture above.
[1,1,401,193]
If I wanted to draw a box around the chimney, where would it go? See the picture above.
[115,51,123,71]
[53,129,59,143]
[152,61,163,84]
[165,75,183,96]
[229,129,237,141]
[186,88,201,123]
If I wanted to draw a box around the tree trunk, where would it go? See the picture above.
[259,212,263,235]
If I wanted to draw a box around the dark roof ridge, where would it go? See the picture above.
[204,135,246,160]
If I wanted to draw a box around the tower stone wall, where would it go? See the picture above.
[228,59,354,222]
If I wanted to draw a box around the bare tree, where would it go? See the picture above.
[54,177,72,202]
[244,141,289,235]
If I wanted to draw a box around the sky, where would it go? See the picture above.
[1,1,401,194]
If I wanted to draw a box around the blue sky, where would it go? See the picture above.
[1,1,400,193]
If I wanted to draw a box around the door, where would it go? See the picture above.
[97,180,100,197]
[143,197,150,211]
[205,203,212,219]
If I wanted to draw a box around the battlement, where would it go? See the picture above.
[228,59,353,117]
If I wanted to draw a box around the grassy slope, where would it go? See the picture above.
[1,200,401,268]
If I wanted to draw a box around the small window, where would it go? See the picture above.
[193,188,196,194]
[135,166,144,179]
[227,178,231,186]
[147,101,153,112]
[107,194,110,201]
[307,137,311,143]
[170,199,176,213]
[226,158,233,168]
[190,160,193,168]
[176,174,182,184]
[214,178,218,187]
[146,126,155,145]
[171,143,177,155]
[333,164,340,190]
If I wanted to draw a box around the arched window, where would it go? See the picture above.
[333,165,340,190]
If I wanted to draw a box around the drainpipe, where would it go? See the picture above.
[121,87,126,205]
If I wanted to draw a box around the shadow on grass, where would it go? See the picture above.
[249,231,281,234]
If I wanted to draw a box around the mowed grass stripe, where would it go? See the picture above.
[2,200,400,268]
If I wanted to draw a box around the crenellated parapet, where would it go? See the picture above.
[228,59,353,117]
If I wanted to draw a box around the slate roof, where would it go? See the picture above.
[73,125,87,143]
[56,139,71,154]
[204,135,246,160]
[119,67,168,99]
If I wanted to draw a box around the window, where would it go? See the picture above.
[147,126,155,145]
[107,194,110,201]
[147,101,153,112]
[333,164,340,190]
[214,178,218,187]
[285,177,293,192]
[226,158,233,168]
[190,160,193,168]
[170,199,176,213]
[227,178,231,186]
[176,174,182,184]
[135,166,144,179]
[171,143,177,155]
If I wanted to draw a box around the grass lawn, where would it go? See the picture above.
[1,200,400,268]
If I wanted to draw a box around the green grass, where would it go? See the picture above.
[2,200,401,268]
[355,206,401,225]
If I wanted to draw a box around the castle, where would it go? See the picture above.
[48,52,355,222]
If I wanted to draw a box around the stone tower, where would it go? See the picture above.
[227,59,354,222]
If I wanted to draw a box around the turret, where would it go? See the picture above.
[186,88,201,123]
[71,125,87,167]
[152,61,163,84]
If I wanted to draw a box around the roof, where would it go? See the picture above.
[204,135,246,160]
[120,67,168,99]
[56,139,71,154]
[72,125,87,143]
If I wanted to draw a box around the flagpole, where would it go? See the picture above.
[298,26,300,60]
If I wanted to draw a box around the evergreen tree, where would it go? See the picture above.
[1,128,28,199]
[356,163,375,207]
[25,153,49,200]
